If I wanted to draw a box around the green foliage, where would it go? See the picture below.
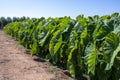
[4,13,120,80]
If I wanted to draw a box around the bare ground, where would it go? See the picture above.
[0,30,72,80]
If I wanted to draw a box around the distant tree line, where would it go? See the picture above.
[0,16,31,29]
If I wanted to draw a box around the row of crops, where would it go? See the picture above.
[0,16,30,29]
[4,13,120,80]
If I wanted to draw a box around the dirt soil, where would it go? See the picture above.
[0,30,72,80]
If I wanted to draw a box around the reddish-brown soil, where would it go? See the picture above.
[0,30,72,80]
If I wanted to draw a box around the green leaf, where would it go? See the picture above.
[49,30,62,55]
[39,31,50,47]
[54,35,62,55]
[105,43,120,70]
[94,25,112,41]
[30,42,38,55]
[102,33,120,70]
[88,41,98,75]
[67,41,78,78]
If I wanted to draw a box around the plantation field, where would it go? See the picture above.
[1,13,120,80]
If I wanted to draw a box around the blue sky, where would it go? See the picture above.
[0,0,120,18]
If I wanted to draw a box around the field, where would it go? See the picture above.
[1,13,120,80]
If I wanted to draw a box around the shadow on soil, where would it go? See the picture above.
[33,57,46,62]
